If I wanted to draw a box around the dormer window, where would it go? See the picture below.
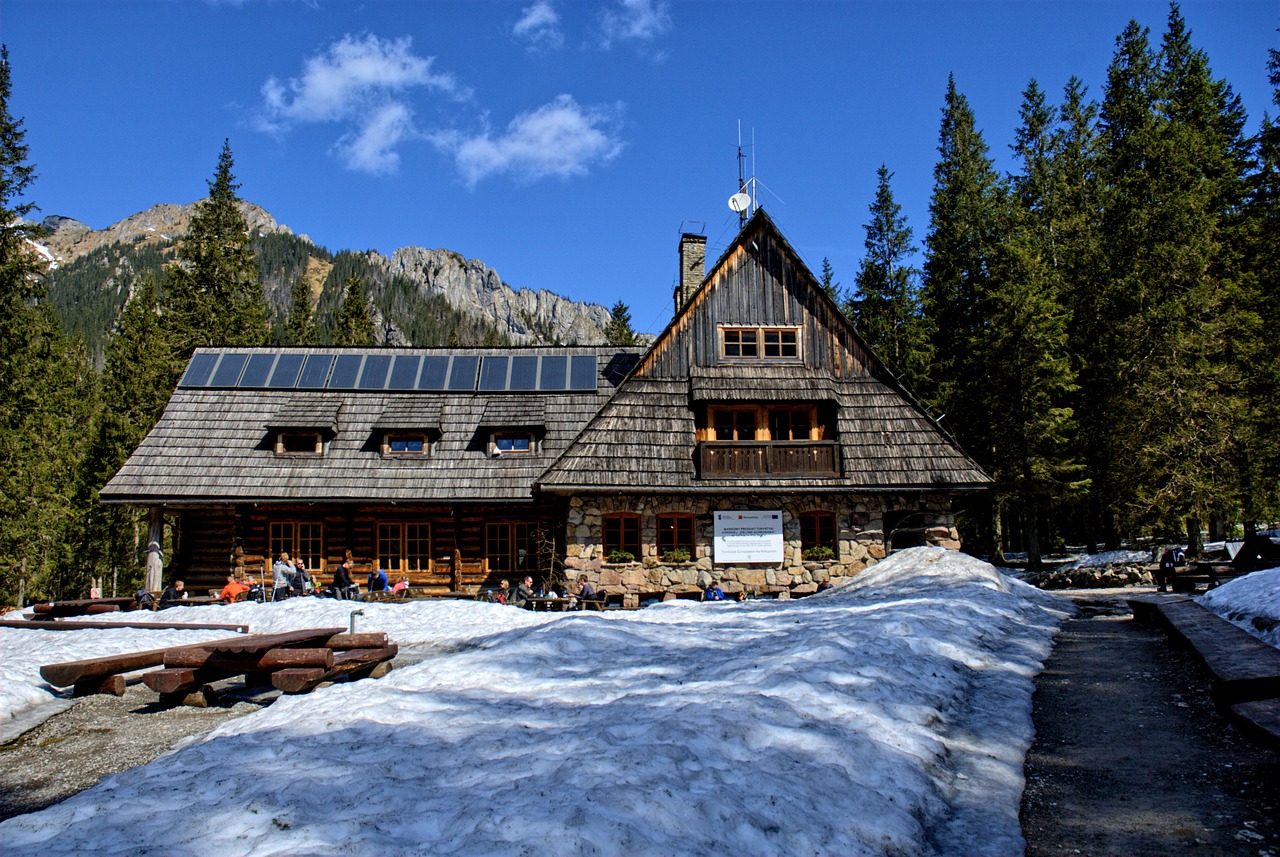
[383,433,428,456]
[721,327,800,361]
[276,431,323,455]
[491,431,534,455]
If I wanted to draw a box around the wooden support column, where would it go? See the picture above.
[145,506,165,592]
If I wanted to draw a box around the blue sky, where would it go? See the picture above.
[5,0,1277,335]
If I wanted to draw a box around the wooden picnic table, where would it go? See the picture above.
[525,597,571,611]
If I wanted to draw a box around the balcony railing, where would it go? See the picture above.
[699,440,840,478]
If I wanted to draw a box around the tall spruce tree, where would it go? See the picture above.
[0,45,97,602]
[284,275,317,346]
[78,276,183,591]
[334,275,375,346]
[850,164,929,389]
[603,300,638,346]
[818,257,840,303]
[163,139,268,356]
[921,76,1007,552]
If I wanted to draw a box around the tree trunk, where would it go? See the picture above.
[1185,516,1203,559]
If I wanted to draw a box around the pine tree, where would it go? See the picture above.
[284,275,317,346]
[602,300,638,345]
[0,44,97,603]
[162,139,268,356]
[334,275,375,346]
[818,257,840,303]
[850,164,929,389]
[78,276,183,589]
[921,77,1009,554]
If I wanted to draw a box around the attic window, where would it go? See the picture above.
[721,327,800,360]
[491,431,535,456]
[382,433,429,456]
[276,431,323,455]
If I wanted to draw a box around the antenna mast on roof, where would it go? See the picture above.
[728,121,753,226]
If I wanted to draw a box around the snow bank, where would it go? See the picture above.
[0,548,1069,856]
[1199,567,1280,649]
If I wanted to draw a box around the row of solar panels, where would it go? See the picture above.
[179,351,601,392]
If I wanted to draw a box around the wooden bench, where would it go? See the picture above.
[1229,698,1280,751]
[1156,600,1280,705]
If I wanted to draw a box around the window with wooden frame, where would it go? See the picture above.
[276,431,323,455]
[382,432,428,456]
[490,431,535,455]
[486,522,540,573]
[656,514,695,557]
[800,511,837,553]
[269,521,324,571]
[720,326,799,360]
[377,522,432,575]
[603,513,641,560]
[704,405,825,442]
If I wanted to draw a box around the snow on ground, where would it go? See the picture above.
[1054,549,1152,571]
[1199,567,1280,649]
[0,548,1069,856]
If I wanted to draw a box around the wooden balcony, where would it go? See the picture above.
[699,440,840,478]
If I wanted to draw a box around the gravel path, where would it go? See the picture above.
[1021,592,1280,856]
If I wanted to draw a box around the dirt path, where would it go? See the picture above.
[1021,593,1280,856]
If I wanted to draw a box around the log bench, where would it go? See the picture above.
[1154,600,1280,705]
[1229,698,1280,751]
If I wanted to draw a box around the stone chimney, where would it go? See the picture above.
[676,232,706,314]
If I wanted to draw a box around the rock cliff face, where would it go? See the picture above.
[35,202,610,345]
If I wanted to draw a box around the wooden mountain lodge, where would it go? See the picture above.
[101,209,990,604]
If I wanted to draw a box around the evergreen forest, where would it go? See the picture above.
[1,5,1277,604]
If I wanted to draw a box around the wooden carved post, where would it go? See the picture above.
[145,506,164,592]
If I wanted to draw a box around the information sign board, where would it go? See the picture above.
[713,510,784,563]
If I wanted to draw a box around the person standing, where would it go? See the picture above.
[272,552,296,601]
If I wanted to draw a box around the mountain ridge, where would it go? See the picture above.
[34,200,613,349]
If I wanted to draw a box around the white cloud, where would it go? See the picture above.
[513,1,563,51]
[438,95,625,187]
[255,33,467,173]
[599,0,672,49]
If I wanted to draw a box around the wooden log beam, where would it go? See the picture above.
[40,636,249,687]
[143,667,222,695]
[85,604,121,615]
[1,619,250,632]
[164,647,335,671]
[186,627,346,656]
[272,645,398,694]
[325,632,389,649]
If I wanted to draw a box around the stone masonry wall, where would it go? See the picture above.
[563,493,959,607]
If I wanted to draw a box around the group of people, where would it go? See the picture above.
[486,575,599,609]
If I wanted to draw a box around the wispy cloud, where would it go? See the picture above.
[598,0,672,51]
[513,1,563,51]
[255,34,468,173]
[436,95,625,187]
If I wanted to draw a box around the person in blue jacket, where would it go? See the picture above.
[367,567,390,593]
[704,582,725,601]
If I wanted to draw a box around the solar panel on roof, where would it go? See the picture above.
[448,355,479,390]
[418,356,449,389]
[181,352,218,387]
[539,355,567,390]
[388,354,421,389]
[510,355,538,390]
[297,353,333,388]
[570,355,596,390]
[478,356,509,390]
[358,354,392,389]
[268,353,306,388]
[210,353,249,387]
[329,354,363,388]
[240,353,277,387]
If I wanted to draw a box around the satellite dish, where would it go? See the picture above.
[728,192,751,213]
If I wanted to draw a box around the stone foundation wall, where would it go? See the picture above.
[563,493,959,606]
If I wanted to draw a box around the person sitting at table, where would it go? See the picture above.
[512,575,535,608]
[159,580,188,608]
[704,581,725,601]
[391,577,410,595]
[331,558,359,600]
[220,574,251,603]
[494,579,510,604]
[367,567,390,594]
[570,575,596,609]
